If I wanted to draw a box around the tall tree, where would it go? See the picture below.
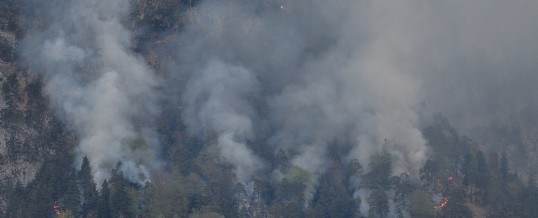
[311,161,356,218]
[420,159,438,192]
[110,167,135,218]
[64,170,81,214]
[408,190,434,218]
[98,180,112,218]
[363,151,392,190]
[499,151,509,184]
[474,151,489,205]
[367,189,389,218]
[79,156,99,217]
[391,172,414,214]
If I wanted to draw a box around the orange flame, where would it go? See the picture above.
[53,202,62,216]
[434,197,449,209]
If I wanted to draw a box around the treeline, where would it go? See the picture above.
[3,156,143,218]
[419,116,538,218]
[3,116,538,218]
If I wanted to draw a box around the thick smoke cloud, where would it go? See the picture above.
[170,0,538,204]
[398,0,538,170]
[19,0,538,209]
[182,59,264,184]
[171,0,429,190]
[20,0,161,185]
[415,1,538,117]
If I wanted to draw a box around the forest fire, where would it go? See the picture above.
[53,202,61,216]
[434,197,449,209]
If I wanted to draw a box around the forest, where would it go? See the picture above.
[3,116,538,217]
[1,0,538,217]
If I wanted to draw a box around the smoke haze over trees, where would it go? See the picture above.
[0,0,538,217]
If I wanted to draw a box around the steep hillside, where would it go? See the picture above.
[1,1,538,218]
[0,1,72,210]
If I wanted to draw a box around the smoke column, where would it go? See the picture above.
[17,0,538,212]
[182,60,264,185]
[21,0,161,185]
[170,0,429,198]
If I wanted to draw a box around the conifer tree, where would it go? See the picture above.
[79,156,99,217]
[98,180,112,218]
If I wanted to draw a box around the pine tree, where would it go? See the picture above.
[408,190,434,218]
[110,168,135,218]
[420,160,438,191]
[499,151,509,184]
[367,189,389,218]
[79,156,99,217]
[473,151,489,205]
[311,162,356,218]
[98,180,112,218]
[64,170,81,214]
[391,173,414,212]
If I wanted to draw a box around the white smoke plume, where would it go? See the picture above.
[17,0,538,213]
[182,59,264,184]
[171,0,429,191]
[21,0,161,185]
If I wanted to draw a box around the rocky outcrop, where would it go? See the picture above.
[0,1,73,211]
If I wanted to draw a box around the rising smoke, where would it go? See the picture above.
[167,0,538,209]
[20,0,161,185]
[169,0,429,191]
[18,0,538,211]
[182,59,264,184]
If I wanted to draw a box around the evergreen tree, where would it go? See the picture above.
[233,183,249,218]
[420,159,438,191]
[79,156,99,217]
[474,151,489,205]
[439,182,471,218]
[524,176,538,217]
[98,180,112,218]
[461,152,476,202]
[64,170,81,215]
[110,168,135,218]
[363,151,392,190]
[251,177,271,217]
[408,190,434,218]
[391,172,414,213]
[5,182,25,218]
[272,178,305,218]
[367,189,388,218]
[499,151,509,184]
[311,162,356,218]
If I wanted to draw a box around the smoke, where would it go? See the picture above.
[17,0,538,207]
[415,1,538,135]
[170,0,429,191]
[20,0,161,185]
[182,59,264,184]
[387,0,538,171]
[171,0,538,207]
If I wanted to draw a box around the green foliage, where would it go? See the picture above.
[3,99,537,218]
[367,189,389,218]
[79,157,99,217]
[363,151,392,190]
[311,165,357,218]
[284,166,312,185]
[98,180,112,218]
[63,170,80,214]
[391,173,414,210]
[408,190,434,218]
[110,168,137,218]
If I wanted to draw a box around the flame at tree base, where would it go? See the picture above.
[434,197,449,209]
[53,202,62,216]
